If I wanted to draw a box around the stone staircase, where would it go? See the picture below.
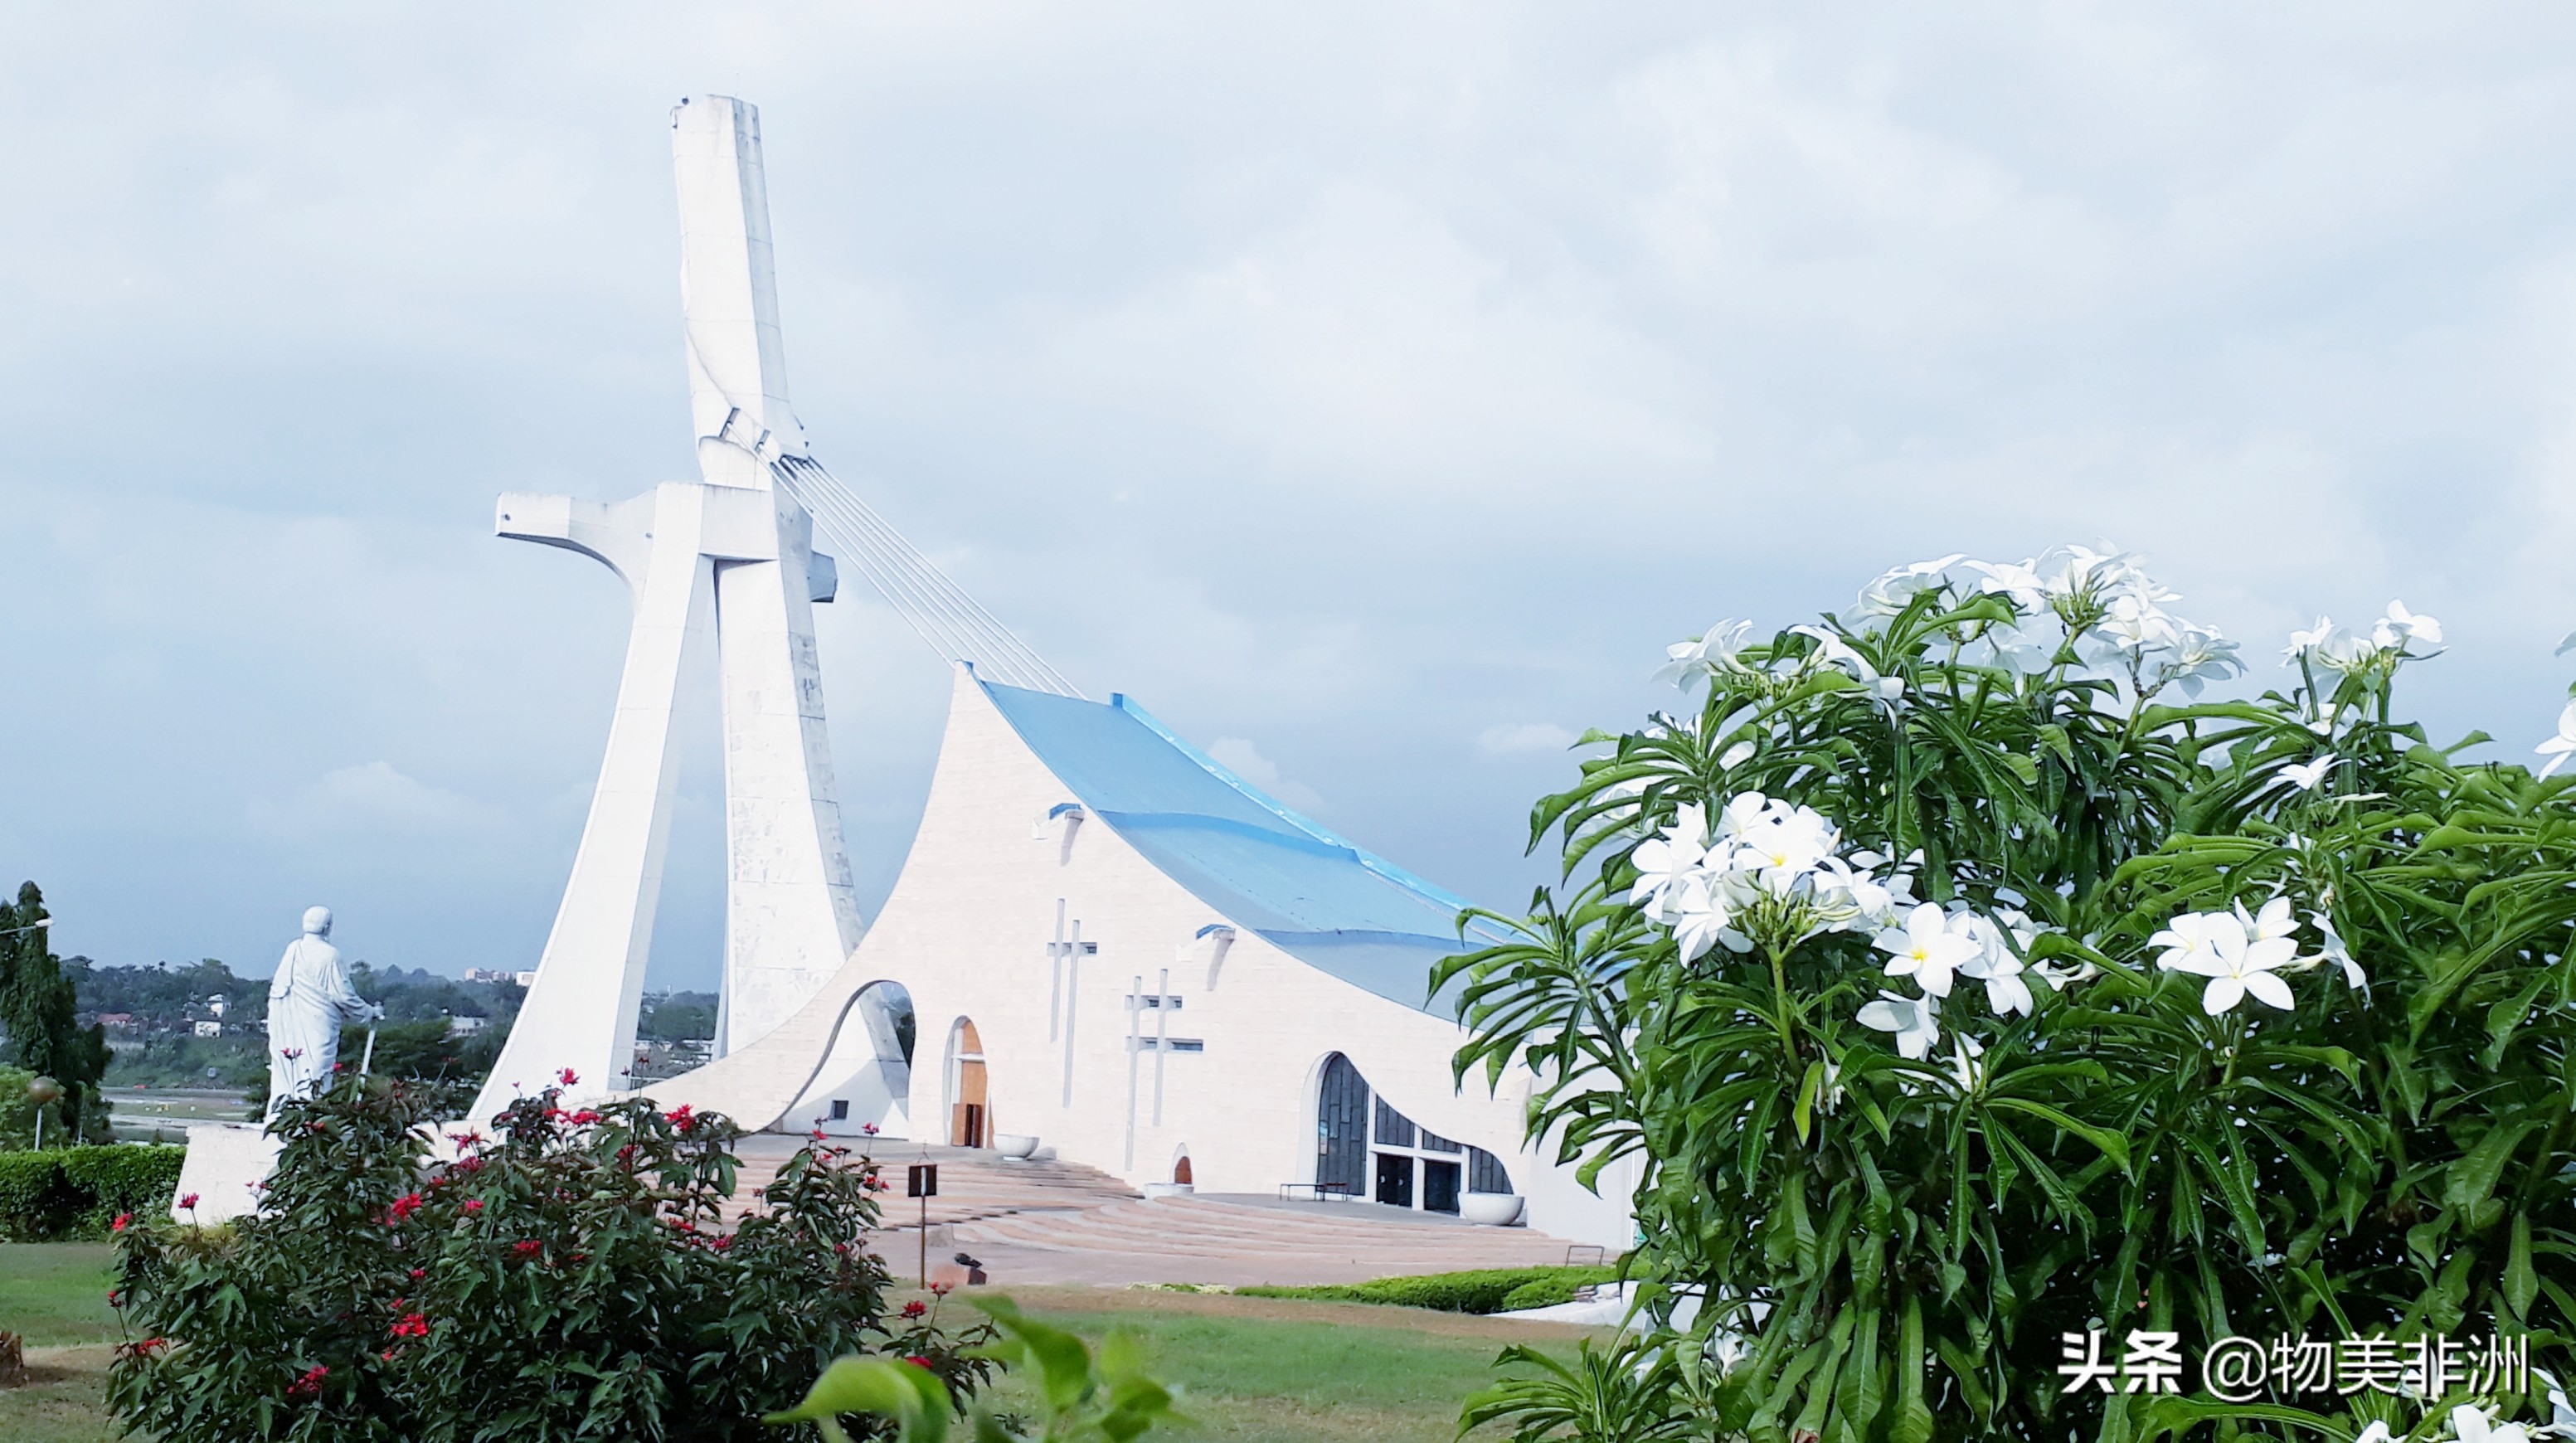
[723,1136,1592,1287]
[955,1194,1581,1280]
[724,1138,1137,1232]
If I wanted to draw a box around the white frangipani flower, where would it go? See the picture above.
[2451,1402,2534,1443]
[2533,1367,2576,1438]
[2238,896,2298,945]
[1788,624,1881,683]
[2310,911,2367,994]
[1855,556,1966,618]
[2154,906,2299,1014]
[2537,700,2576,779]
[1718,740,1757,770]
[2351,1423,2393,1443]
[1968,557,2049,612]
[1857,989,1942,1060]
[1655,620,1757,692]
[2281,754,2336,792]
[2148,911,2234,977]
[1669,882,1739,962]
[2373,600,2442,652]
[1981,617,2063,675]
[1956,912,2036,1018]
[2151,625,2243,698]
[1946,1034,1987,1091]
[1874,903,1980,998]
[2283,616,2337,663]
[1627,805,1709,918]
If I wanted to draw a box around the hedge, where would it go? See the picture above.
[0,1144,186,1240]
[1238,1263,1619,1314]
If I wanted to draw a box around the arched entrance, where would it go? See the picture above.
[1313,1052,1513,1214]
[1173,1154,1193,1185]
[946,1018,989,1148]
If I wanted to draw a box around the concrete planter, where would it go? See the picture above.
[1140,1183,1195,1199]
[993,1133,1039,1160]
[1460,1193,1526,1227]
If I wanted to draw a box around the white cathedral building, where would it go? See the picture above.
[456,95,1637,1251]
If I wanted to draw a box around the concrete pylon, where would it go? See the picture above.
[469,95,863,1119]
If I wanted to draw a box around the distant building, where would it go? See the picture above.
[513,971,539,989]
[206,994,227,1019]
[463,968,515,984]
[191,1020,221,1038]
[96,1013,134,1030]
[446,1015,488,1036]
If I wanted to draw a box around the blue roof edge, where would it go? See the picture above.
[1103,692,1493,931]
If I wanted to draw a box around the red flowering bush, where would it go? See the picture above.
[104,1072,986,1441]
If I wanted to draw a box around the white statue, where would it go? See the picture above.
[265,906,382,1120]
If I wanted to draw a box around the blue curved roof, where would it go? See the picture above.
[977,678,1504,1018]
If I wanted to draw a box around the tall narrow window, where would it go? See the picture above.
[1316,1054,1368,1197]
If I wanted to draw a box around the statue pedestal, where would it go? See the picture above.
[172,1122,280,1224]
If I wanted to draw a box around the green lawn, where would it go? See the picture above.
[0,1243,124,1443]
[0,1246,1590,1442]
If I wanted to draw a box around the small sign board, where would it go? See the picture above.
[906,1164,939,1198]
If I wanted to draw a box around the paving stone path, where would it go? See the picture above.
[726,1136,1592,1288]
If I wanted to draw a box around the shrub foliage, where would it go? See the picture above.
[0,1142,183,1239]
[1442,552,2576,1441]
[105,1074,984,1441]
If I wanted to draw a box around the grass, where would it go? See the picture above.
[979,1285,1605,1441]
[0,1246,1597,1443]
[0,1243,124,1443]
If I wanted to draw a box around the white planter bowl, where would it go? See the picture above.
[1140,1183,1195,1199]
[992,1133,1039,1159]
[1460,1193,1526,1227]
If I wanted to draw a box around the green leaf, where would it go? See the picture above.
[2443,1121,2535,1214]
[1984,1096,2131,1172]
[2506,1211,2538,1319]
[763,1356,949,1443]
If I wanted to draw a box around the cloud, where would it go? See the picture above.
[1203,737,1327,815]
[250,763,503,839]
[1476,722,1578,757]
[8,4,2576,979]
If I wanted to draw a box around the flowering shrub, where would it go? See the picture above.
[1442,547,2576,1441]
[104,1073,989,1441]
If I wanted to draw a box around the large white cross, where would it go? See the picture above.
[469,96,868,1115]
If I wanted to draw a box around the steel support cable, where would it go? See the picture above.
[797,480,1039,687]
[779,460,1019,673]
[792,481,997,675]
[797,468,1070,692]
[770,456,1082,697]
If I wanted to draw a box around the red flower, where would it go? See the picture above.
[288,1363,328,1400]
[386,1192,425,1222]
[668,1104,694,1132]
[615,1144,638,1166]
[905,1356,935,1369]
[409,1268,425,1280]
[513,1240,542,1258]
[390,1312,430,1339]
[901,1300,926,1319]
[111,1212,133,1232]
[178,1193,200,1210]
[107,1289,123,1308]
[557,1068,578,1086]
[712,1235,731,1251]
[134,1337,168,1355]
[281,1047,304,1062]
[862,1123,880,1135]
[461,1199,484,1214]
[928,1282,953,1297]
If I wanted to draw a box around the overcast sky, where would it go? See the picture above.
[7,4,2576,987]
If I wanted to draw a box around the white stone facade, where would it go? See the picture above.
[649,668,1639,1251]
